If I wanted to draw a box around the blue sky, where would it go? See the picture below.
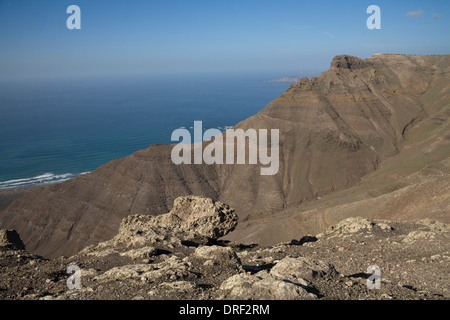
[0,0,449,79]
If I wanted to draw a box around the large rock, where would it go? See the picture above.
[0,229,25,250]
[194,245,242,266]
[220,271,317,300]
[114,196,238,247]
[218,256,337,300]
[155,196,238,239]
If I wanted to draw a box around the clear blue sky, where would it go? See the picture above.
[0,0,449,79]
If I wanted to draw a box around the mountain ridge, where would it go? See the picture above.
[0,53,449,258]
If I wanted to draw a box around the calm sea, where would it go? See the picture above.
[0,72,292,189]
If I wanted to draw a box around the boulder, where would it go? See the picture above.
[115,196,238,247]
[220,272,317,300]
[0,229,25,250]
[270,256,336,282]
[194,245,241,266]
[96,256,190,282]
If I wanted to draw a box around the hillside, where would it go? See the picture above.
[0,53,449,258]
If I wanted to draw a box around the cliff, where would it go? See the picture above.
[0,54,449,258]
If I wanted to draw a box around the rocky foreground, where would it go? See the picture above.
[0,196,448,300]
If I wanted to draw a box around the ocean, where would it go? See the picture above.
[0,72,293,189]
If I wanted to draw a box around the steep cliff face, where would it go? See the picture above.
[1,54,449,258]
[219,54,448,214]
[225,54,450,245]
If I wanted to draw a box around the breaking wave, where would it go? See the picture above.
[0,172,89,190]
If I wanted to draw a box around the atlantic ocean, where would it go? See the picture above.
[0,72,293,189]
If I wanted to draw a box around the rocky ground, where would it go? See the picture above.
[0,196,448,300]
[3,54,449,260]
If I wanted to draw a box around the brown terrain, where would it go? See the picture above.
[0,196,449,300]
[0,53,449,265]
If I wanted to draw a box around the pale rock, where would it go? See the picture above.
[120,246,158,259]
[270,256,336,282]
[194,245,241,266]
[220,272,316,300]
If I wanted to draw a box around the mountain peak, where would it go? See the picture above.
[331,54,369,69]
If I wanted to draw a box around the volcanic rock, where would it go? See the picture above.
[0,229,25,250]
[1,212,448,300]
[0,54,449,258]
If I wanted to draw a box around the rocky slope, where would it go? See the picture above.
[0,54,449,258]
[0,196,448,300]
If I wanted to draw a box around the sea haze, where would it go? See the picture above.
[0,72,293,189]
